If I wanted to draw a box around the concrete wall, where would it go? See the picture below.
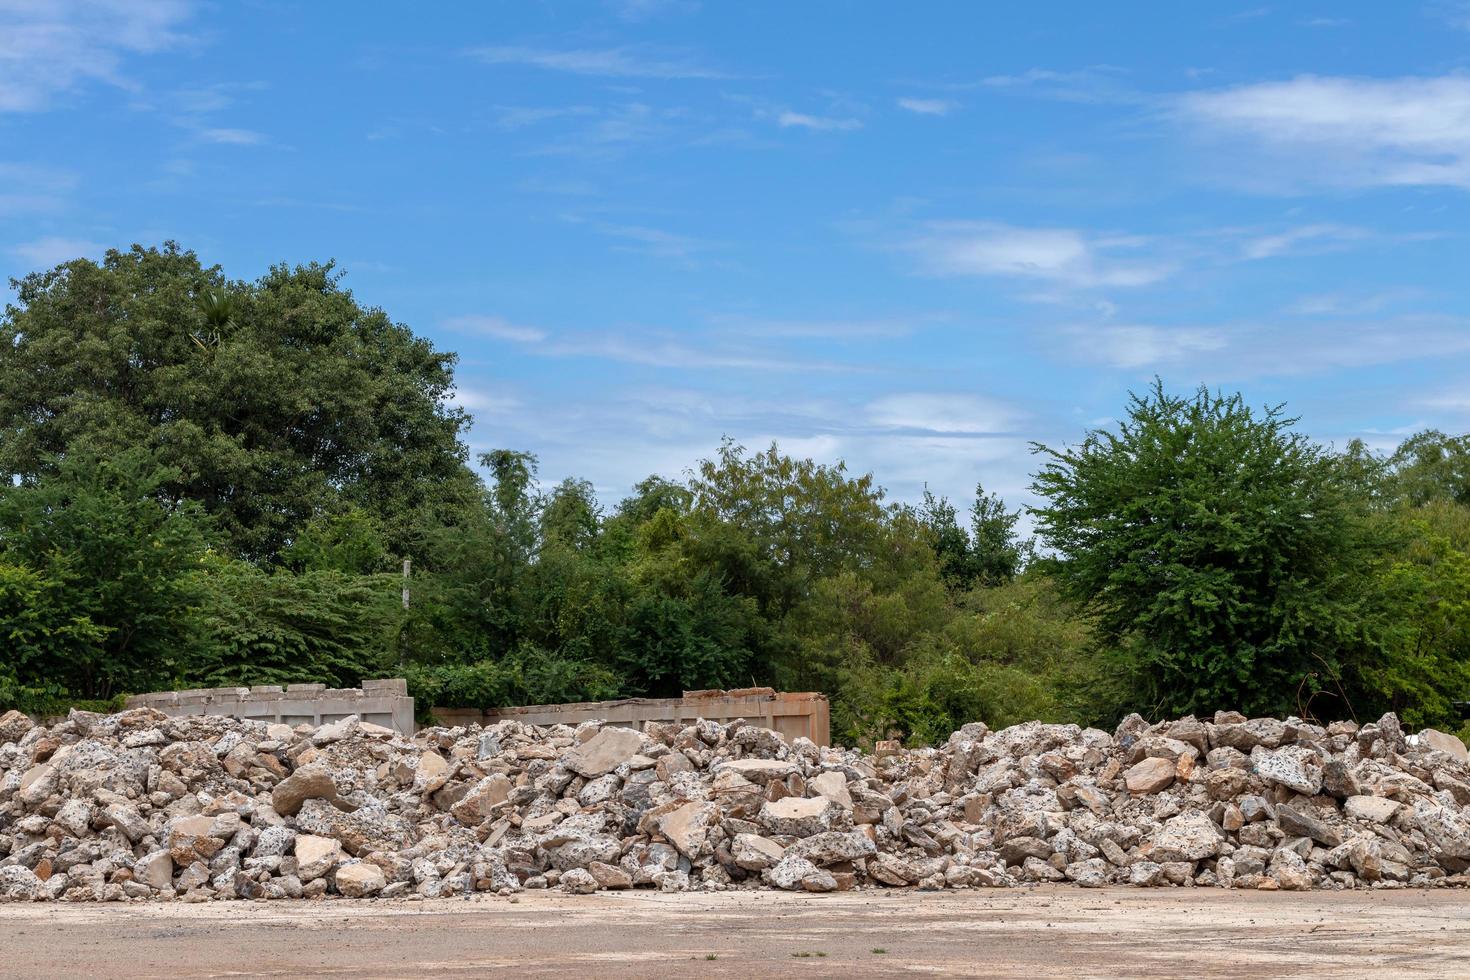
[125,678,415,735]
[434,688,831,746]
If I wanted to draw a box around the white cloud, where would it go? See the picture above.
[907,222,1173,289]
[1176,74,1470,189]
[443,315,548,344]
[777,111,862,131]
[199,127,265,145]
[1241,223,1370,260]
[450,386,521,417]
[712,314,932,340]
[553,334,859,373]
[1284,289,1418,316]
[466,45,730,79]
[897,97,957,115]
[980,67,1139,104]
[8,235,105,269]
[1057,319,1470,376]
[0,0,196,111]
[866,393,1019,435]
[588,222,717,259]
[1063,326,1230,369]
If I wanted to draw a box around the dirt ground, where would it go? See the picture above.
[1,886,1467,979]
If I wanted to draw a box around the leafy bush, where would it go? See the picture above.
[1032,381,1390,717]
[186,556,401,688]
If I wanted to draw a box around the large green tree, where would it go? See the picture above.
[0,451,211,698]
[0,243,479,561]
[1031,381,1388,717]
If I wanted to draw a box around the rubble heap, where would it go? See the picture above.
[3,704,1470,901]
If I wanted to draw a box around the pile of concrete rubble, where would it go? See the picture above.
[3,704,1470,901]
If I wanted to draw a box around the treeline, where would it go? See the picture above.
[2,244,1469,743]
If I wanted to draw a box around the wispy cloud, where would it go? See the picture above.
[896,97,958,116]
[1175,74,1470,189]
[1241,223,1370,260]
[905,222,1173,289]
[1062,325,1230,369]
[607,0,700,19]
[1430,1,1470,31]
[8,235,106,269]
[443,315,549,344]
[554,333,861,373]
[980,66,1140,104]
[583,220,719,260]
[199,127,266,145]
[466,44,731,79]
[450,386,522,417]
[491,105,596,130]
[0,0,197,111]
[1284,289,1420,316]
[777,111,862,131]
[1056,319,1470,376]
[867,393,1020,436]
[712,314,936,340]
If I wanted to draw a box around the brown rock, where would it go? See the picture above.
[1124,757,1176,795]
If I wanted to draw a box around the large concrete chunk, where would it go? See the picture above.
[759,795,839,838]
[271,766,340,817]
[562,727,644,778]
[1419,728,1470,763]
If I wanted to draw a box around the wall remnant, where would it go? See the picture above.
[434,687,830,746]
[125,678,414,734]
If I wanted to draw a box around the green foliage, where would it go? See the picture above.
[1031,380,1388,718]
[282,507,393,575]
[0,243,480,563]
[1389,430,1470,508]
[0,451,211,698]
[405,648,621,716]
[919,483,1030,589]
[15,242,1470,745]
[0,560,110,683]
[187,555,401,688]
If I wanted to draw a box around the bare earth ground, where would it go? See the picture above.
[1,886,1468,979]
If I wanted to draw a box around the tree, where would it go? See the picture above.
[189,555,400,688]
[0,451,211,698]
[1388,430,1470,508]
[0,243,480,562]
[919,483,1028,589]
[970,484,1029,585]
[1031,381,1387,717]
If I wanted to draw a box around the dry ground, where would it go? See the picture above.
[1,886,1467,979]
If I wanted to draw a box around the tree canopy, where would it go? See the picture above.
[0,243,479,562]
[1031,381,1388,717]
[5,244,1470,744]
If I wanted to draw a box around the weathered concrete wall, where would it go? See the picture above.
[434,687,831,746]
[125,678,414,734]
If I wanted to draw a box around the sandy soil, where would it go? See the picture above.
[1,886,1467,978]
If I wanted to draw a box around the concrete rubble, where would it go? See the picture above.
[3,704,1470,901]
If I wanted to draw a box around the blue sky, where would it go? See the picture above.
[4,2,1470,515]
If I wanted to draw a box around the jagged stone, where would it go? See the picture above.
[271,766,339,817]
[562,728,644,778]
[5,706,1470,901]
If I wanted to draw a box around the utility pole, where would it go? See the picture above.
[397,558,412,670]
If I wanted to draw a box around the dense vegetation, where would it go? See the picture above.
[4,245,1470,742]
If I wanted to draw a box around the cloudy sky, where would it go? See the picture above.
[4,2,1470,512]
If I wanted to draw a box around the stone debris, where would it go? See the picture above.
[2,704,1470,901]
